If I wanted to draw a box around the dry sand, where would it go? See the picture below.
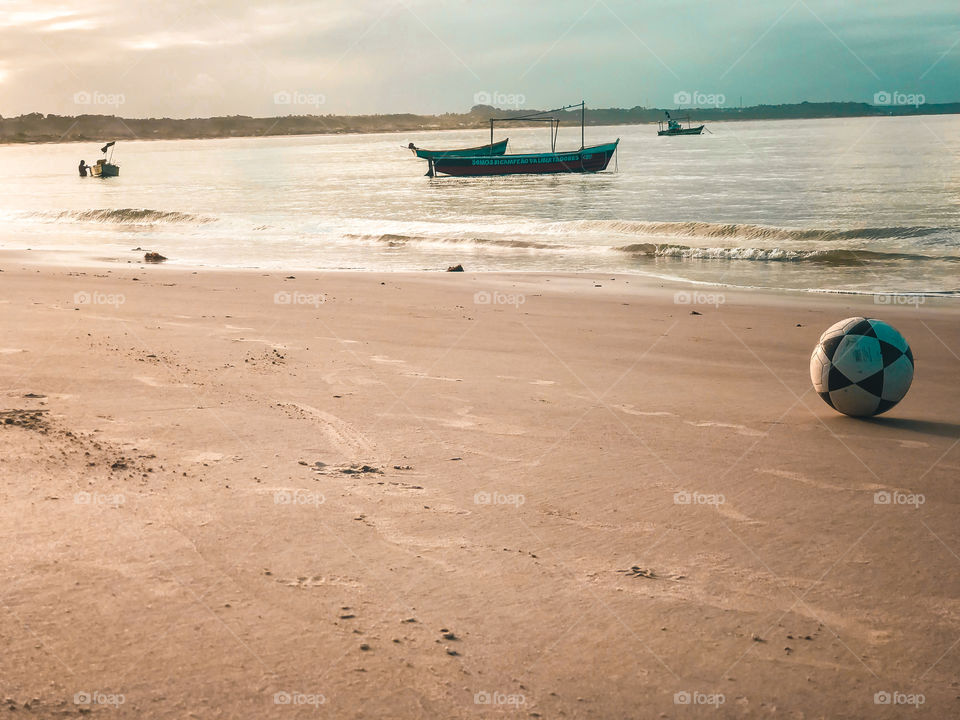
[1,257,958,718]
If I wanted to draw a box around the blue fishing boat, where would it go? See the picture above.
[407,139,508,159]
[429,141,619,177]
[422,102,618,177]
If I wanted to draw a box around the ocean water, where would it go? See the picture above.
[0,115,957,295]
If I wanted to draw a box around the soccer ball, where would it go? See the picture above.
[810,317,914,417]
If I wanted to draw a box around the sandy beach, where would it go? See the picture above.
[2,256,958,718]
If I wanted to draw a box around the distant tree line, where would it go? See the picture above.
[1,101,957,144]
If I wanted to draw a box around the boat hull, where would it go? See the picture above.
[657,126,704,136]
[91,162,120,177]
[414,139,508,159]
[430,141,618,176]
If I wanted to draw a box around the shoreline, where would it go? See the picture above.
[3,249,958,301]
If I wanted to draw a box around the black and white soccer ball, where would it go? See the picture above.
[810,317,914,417]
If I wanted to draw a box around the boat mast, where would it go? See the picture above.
[581,100,584,150]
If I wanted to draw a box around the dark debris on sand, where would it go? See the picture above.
[0,409,49,432]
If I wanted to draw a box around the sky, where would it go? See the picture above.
[0,0,957,118]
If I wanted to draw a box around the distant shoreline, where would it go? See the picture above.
[2,101,958,145]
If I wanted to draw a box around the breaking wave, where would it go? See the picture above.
[613,244,954,265]
[348,233,567,251]
[46,208,216,224]
[550,219,945,243]
[350,232,957,265]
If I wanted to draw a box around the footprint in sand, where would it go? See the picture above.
[134,376,192,389]
[756,468,888,494]
[370,355,406,364]
[898,439,929,448]
[684,420,765,437]
[403,372,462,382]
[715,502,763,525]
[617,404,675,418]
[187,452,226,463]
[232,338,288,350]
[280,402,376,459]
[280,575,360,589]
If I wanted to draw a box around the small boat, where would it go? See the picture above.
[407,139,508,159]
[89,141,120,177]
[657,112,704,136]
[422,102,619,177]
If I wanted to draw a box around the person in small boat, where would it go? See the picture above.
[78,160,88,177]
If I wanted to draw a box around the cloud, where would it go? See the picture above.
[0,0,957,117]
